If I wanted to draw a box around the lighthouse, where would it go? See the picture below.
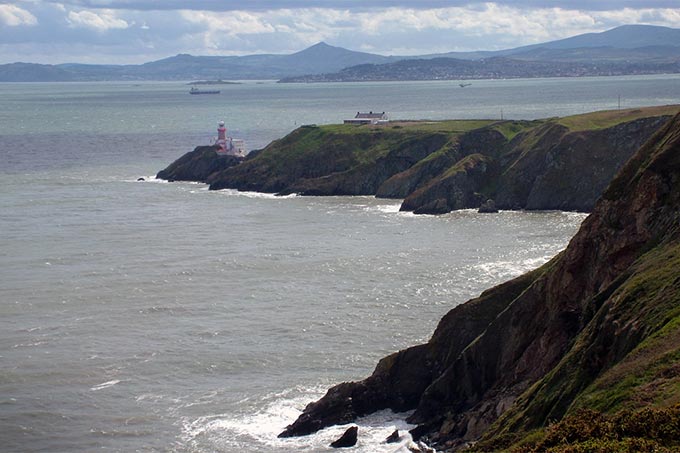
[216,121,228,153]
[214,120,246,157]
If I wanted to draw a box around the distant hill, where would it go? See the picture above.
[425,24,680,61]
[1,25,679,82]
[0,42,395,82]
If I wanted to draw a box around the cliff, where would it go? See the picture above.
[156,145,243,182]
[278,112,680,451]
[158,106,679,216]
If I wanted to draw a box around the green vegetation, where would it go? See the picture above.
[571,243,680,414]
[491,120,544,141]
[558,105,680,131]
[497,405,680,452]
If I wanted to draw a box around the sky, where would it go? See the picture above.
[1,0,679,64]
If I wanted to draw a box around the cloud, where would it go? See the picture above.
[38,0,680,11]
[67,9,129,30]
[0,4,38,26]
[1,1,679,64]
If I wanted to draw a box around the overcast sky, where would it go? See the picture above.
[1,0,679,64]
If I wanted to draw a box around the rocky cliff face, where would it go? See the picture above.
[279,113,680,451]
[493,116,670,211]
[156,145,243,182]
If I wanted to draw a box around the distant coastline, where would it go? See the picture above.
[187,80,241,85]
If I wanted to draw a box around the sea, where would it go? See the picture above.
[2,75,679,452]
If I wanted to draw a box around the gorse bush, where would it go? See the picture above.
[514,405,680,453]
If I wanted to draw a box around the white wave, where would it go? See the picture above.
[475,255,554,280]
[125,175,168,183]
[213,188,298,199]
[370,203,402,214]
[91,379,121,391]
[180,386,416,452]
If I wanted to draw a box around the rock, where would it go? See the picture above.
[413,198,450,215]
[156,145,243,183]
[330,426,358,448]
[385,430,400,443]
[478,199,498,213]
[402,153,494,214]
[406,441,436,453]
[137,177,145,181]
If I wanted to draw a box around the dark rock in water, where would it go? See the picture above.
[279,343,434,438]
[385,429,401,443]
[478,199,498,213]
[413,198,450,215]
[407,441,436,453]
[137,177,145,181]
[409,418,443,442]
[330,426,358,448]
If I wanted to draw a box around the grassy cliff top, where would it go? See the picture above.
[303,105,679,138]
[558,104,680,131]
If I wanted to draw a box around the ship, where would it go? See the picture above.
[190,87,220,95]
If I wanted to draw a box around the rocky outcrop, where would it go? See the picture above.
[279,113,680,451]
[401,154,497,214]
[477,199,498,213]
[156,145,243,182]
[330,426,358,448]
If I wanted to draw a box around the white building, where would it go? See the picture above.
[344,111,389,125]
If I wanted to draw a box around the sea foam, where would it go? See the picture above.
[180,386,415,452]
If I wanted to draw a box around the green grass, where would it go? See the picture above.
[557,105,680,131]
[570,243,680,414]
[492,120,544,141]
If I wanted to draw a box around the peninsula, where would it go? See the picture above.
[157,105,680,215]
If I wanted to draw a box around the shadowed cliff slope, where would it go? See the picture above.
[156,145,243,182]
[278,112,680,452]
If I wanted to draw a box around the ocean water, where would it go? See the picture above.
[1,76,679,452]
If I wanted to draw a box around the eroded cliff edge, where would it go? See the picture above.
[278,113,680,451]
[157,106,679,215]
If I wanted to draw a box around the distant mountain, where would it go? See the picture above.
[513,24,680,51]
[1,25,679,82]
[0,42,395,82]
[424,24,680,61]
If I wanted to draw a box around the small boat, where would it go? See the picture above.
[190,87,220,95]
[459,83,472,88]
